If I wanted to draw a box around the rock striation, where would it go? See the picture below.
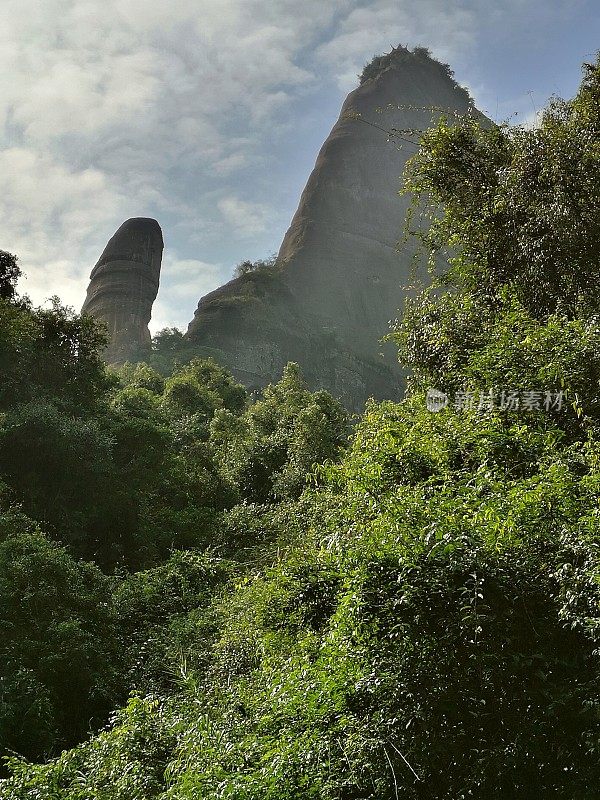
[82,218,163,364]
[185,47,480,410]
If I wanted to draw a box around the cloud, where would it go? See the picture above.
[0,0,582,333]
[151,256,226,333]
[0,145,130,309]
[217,196,269,236]
[315,0,477,90]
[211,152,251,176]
[1,0,352,318]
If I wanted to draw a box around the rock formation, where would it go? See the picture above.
[82,218,163,364]
[185,47,480,410]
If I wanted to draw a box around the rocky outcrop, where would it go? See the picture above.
[82,218,163,364]
[185,47,480,410]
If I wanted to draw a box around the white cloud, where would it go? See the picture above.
[315,0,476,90]
[0,146,129,308]
[211,152,250,176]
[217,196,269,236]
[0,0,575,331]
[1,0,353,316]
[151,256,226,333]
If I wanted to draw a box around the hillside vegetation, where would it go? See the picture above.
[0,55,598,799]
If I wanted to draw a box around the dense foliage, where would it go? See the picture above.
[233,254,278,279]
[0,258,348,769]
[360,45,456,86]
[0,54,599,799]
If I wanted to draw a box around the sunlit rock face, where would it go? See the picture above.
[185,48,479,411]
[82,218,163,365]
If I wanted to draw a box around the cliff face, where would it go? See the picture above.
[82,218,163,364]
[185,49,478,410]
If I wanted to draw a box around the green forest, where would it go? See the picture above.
[0,55,599,799]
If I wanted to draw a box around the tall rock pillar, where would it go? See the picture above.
[185,48,480,410]
[82,217,163,364]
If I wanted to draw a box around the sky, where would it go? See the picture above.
[2,0,599,333]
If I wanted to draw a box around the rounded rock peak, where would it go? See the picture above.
[118,216,162,235]
[96,217,164,269]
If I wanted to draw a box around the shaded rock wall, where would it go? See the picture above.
[82,218,163,364]
[186,49,479,410]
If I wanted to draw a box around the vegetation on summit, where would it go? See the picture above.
[360,45,457,86]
